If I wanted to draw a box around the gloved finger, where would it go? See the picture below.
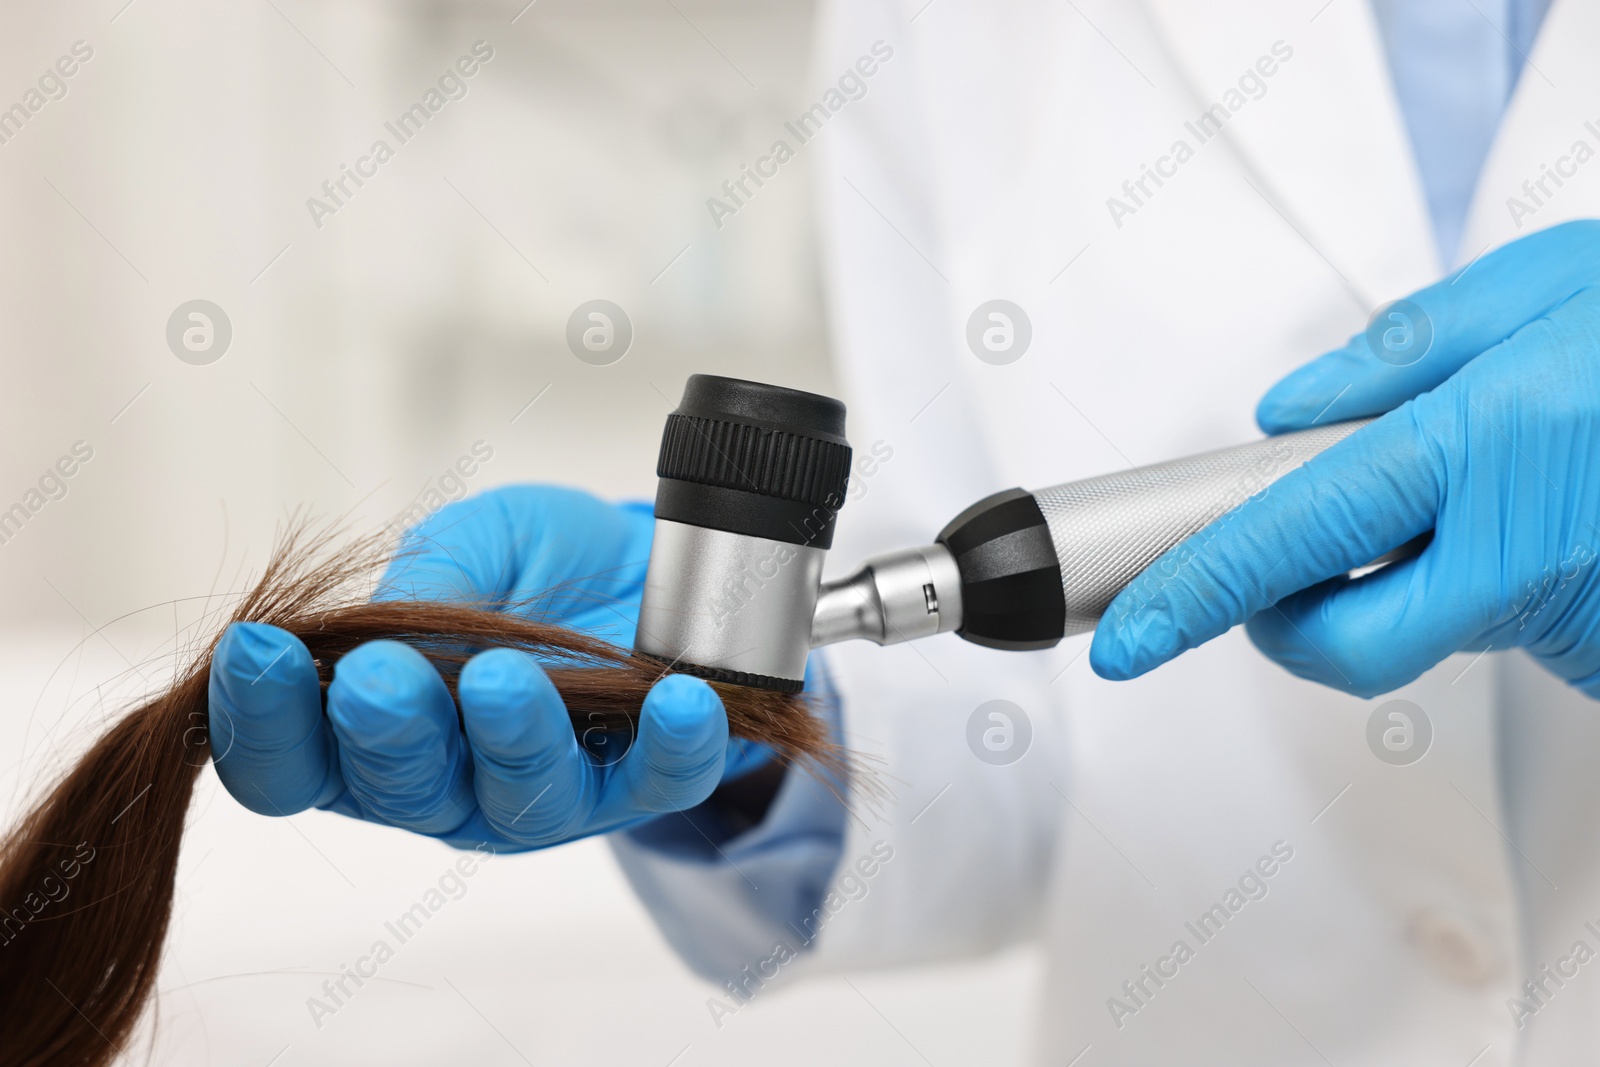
[208,622,343,815]
[377,486,653,640]
[324,640,477,834]
[1258,220,1600,432]
[598,674,725,822]
[1090,412,1439,681]
[1243,545,1478,697]
[457,648,596,845]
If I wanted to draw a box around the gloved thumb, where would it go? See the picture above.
[1258,220,1600,432]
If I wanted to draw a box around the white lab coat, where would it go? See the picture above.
[773,1,1600,1063]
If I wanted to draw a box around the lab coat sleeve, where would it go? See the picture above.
[609,662,849,981]
[609,739,849,983]
[610,639,1065,980]
[784,637,1065,974]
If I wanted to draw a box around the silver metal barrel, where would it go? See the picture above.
[809,419,1373,651]
[636,519,827,686]
[1033,420,1369,636]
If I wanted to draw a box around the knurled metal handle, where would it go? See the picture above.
[1032,420,1372,636]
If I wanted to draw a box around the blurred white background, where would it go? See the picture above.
[0,1,1039,1063]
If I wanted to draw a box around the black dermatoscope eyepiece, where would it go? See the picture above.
[635,375,854,692]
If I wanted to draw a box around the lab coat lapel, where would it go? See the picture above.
[1463,0,1600,256]
[1141,0,1439,303]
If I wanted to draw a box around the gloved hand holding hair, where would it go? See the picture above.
[209,485,780,852]
[0,492,830,1067]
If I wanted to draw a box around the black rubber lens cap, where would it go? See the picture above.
[676,374,847,445]
[654,375,853,548]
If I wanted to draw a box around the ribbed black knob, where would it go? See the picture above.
[654,375,852,548]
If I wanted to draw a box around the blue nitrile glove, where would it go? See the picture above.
[1092,220,1600,699]
[207,485,772,850]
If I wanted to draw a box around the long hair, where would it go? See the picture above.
[0,522,842,1066]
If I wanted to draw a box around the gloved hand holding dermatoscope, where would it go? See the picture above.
[661,224,1600,704]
